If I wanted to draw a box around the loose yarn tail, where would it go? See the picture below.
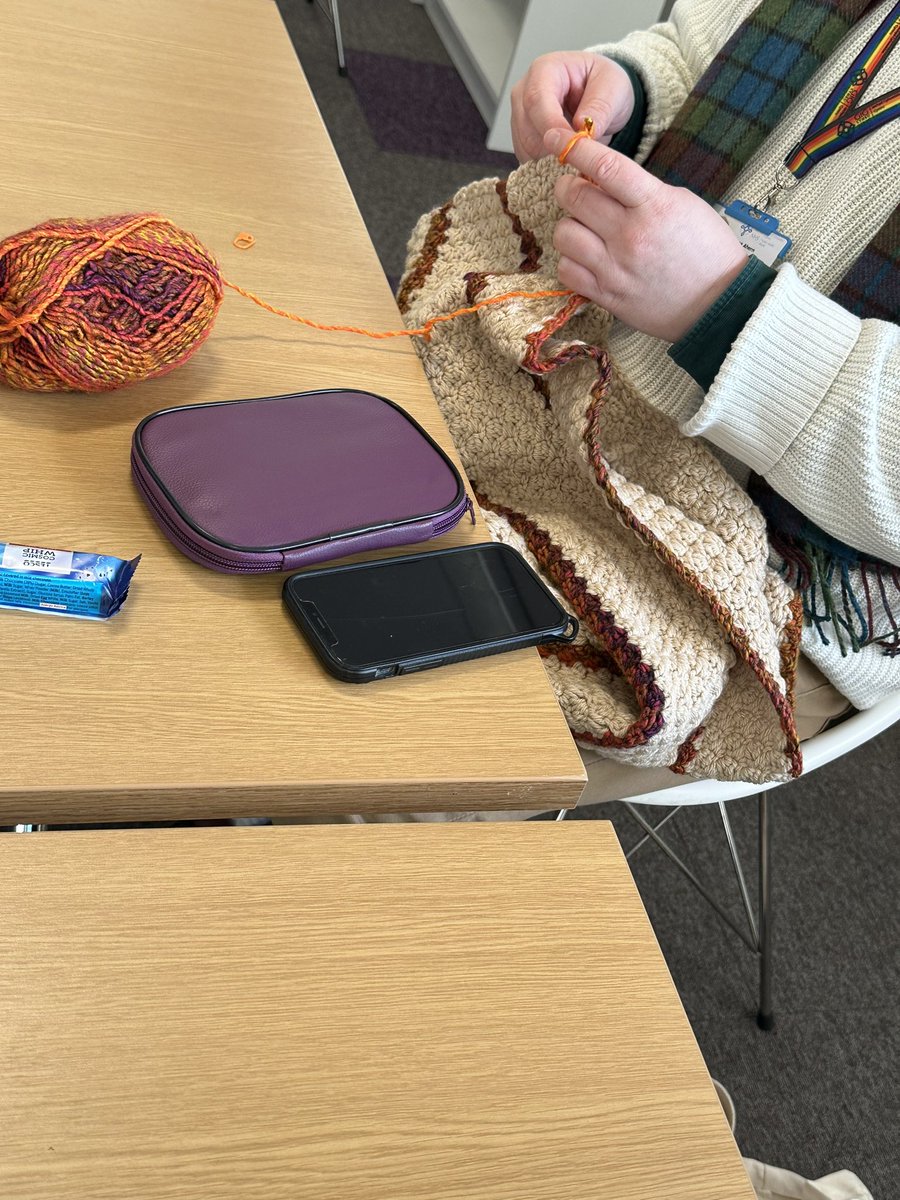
[222,277,572,342]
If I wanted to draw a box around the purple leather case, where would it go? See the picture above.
[131,389,474,573]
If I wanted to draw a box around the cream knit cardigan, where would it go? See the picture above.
[590,0,900,708]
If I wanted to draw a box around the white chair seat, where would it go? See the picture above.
[619,691,900,808]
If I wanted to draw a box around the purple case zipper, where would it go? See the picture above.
[132,449,476,573]
[132,454,280,572]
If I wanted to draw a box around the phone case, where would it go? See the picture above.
[282,544,579,683]
[131,389,475,573]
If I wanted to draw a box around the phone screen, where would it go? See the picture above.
[286,544,566,669]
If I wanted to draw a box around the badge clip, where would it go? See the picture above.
[716,200,792,266]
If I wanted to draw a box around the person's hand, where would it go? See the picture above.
[546,131,749,343]
[510,52,636,163]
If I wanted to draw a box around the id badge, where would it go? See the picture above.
[716,200,792,266]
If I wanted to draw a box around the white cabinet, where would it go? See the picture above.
[423,0,666,152]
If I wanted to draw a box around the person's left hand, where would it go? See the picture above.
[545,129,749,343]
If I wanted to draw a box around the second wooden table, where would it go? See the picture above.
[1,822,755,1199]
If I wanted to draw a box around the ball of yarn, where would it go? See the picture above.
[0,213,223,393]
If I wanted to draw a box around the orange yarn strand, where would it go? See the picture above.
[215,119,600,342]
[221,278,573,341]
[558,116,595,165]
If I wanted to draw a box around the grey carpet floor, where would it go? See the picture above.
[281,1,900,1192]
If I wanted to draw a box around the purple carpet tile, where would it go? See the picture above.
[346,49,517,168]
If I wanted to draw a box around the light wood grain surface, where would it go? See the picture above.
[0,822,755,1200]
[0,0,585,823]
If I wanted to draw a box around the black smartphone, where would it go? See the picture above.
[283,542,578,683]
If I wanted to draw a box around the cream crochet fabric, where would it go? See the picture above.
[400,154,801,784]
[589,0,900,709]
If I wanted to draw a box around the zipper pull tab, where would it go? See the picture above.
[466,495,476,525]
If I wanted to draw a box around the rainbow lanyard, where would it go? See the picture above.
[724,3,900,264]
[762,0,900,207]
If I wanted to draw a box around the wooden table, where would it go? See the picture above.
[0,0,584,824]
[0,822,755,1199]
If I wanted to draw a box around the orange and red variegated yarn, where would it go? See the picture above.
[0,213,224,393]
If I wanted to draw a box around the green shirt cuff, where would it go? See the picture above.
[608,60,646,160]
[668,256,778,393]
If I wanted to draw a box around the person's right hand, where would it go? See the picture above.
[510,52,636,164]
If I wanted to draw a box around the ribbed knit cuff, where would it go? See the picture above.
[608,60,647,159]
[587,32,693,164]
[682,265,862,474]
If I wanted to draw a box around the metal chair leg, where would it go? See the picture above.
[626,806,680,860]
[718,801,759,945]
[623,802,757,950]
[329,0,347,75]
[623,795,776,1030]
[757,791,774,1030]
[307,0,348,76]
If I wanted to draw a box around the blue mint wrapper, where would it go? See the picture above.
[0,543,140,619]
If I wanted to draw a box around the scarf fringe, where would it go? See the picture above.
[770,531,900,656]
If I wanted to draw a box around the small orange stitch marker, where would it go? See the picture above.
[233,232,256,249]
[558,116,595,165]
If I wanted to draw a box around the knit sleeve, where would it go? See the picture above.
[585,0,757,162]
[668,256,777,392]
[607,62,647,159]
[679,264,900,567]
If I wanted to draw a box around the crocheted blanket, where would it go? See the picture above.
[399,155,803,784]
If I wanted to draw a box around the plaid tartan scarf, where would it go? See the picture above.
[831,205,900,317]
[644,0,880,202]
[645,0,899,654]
